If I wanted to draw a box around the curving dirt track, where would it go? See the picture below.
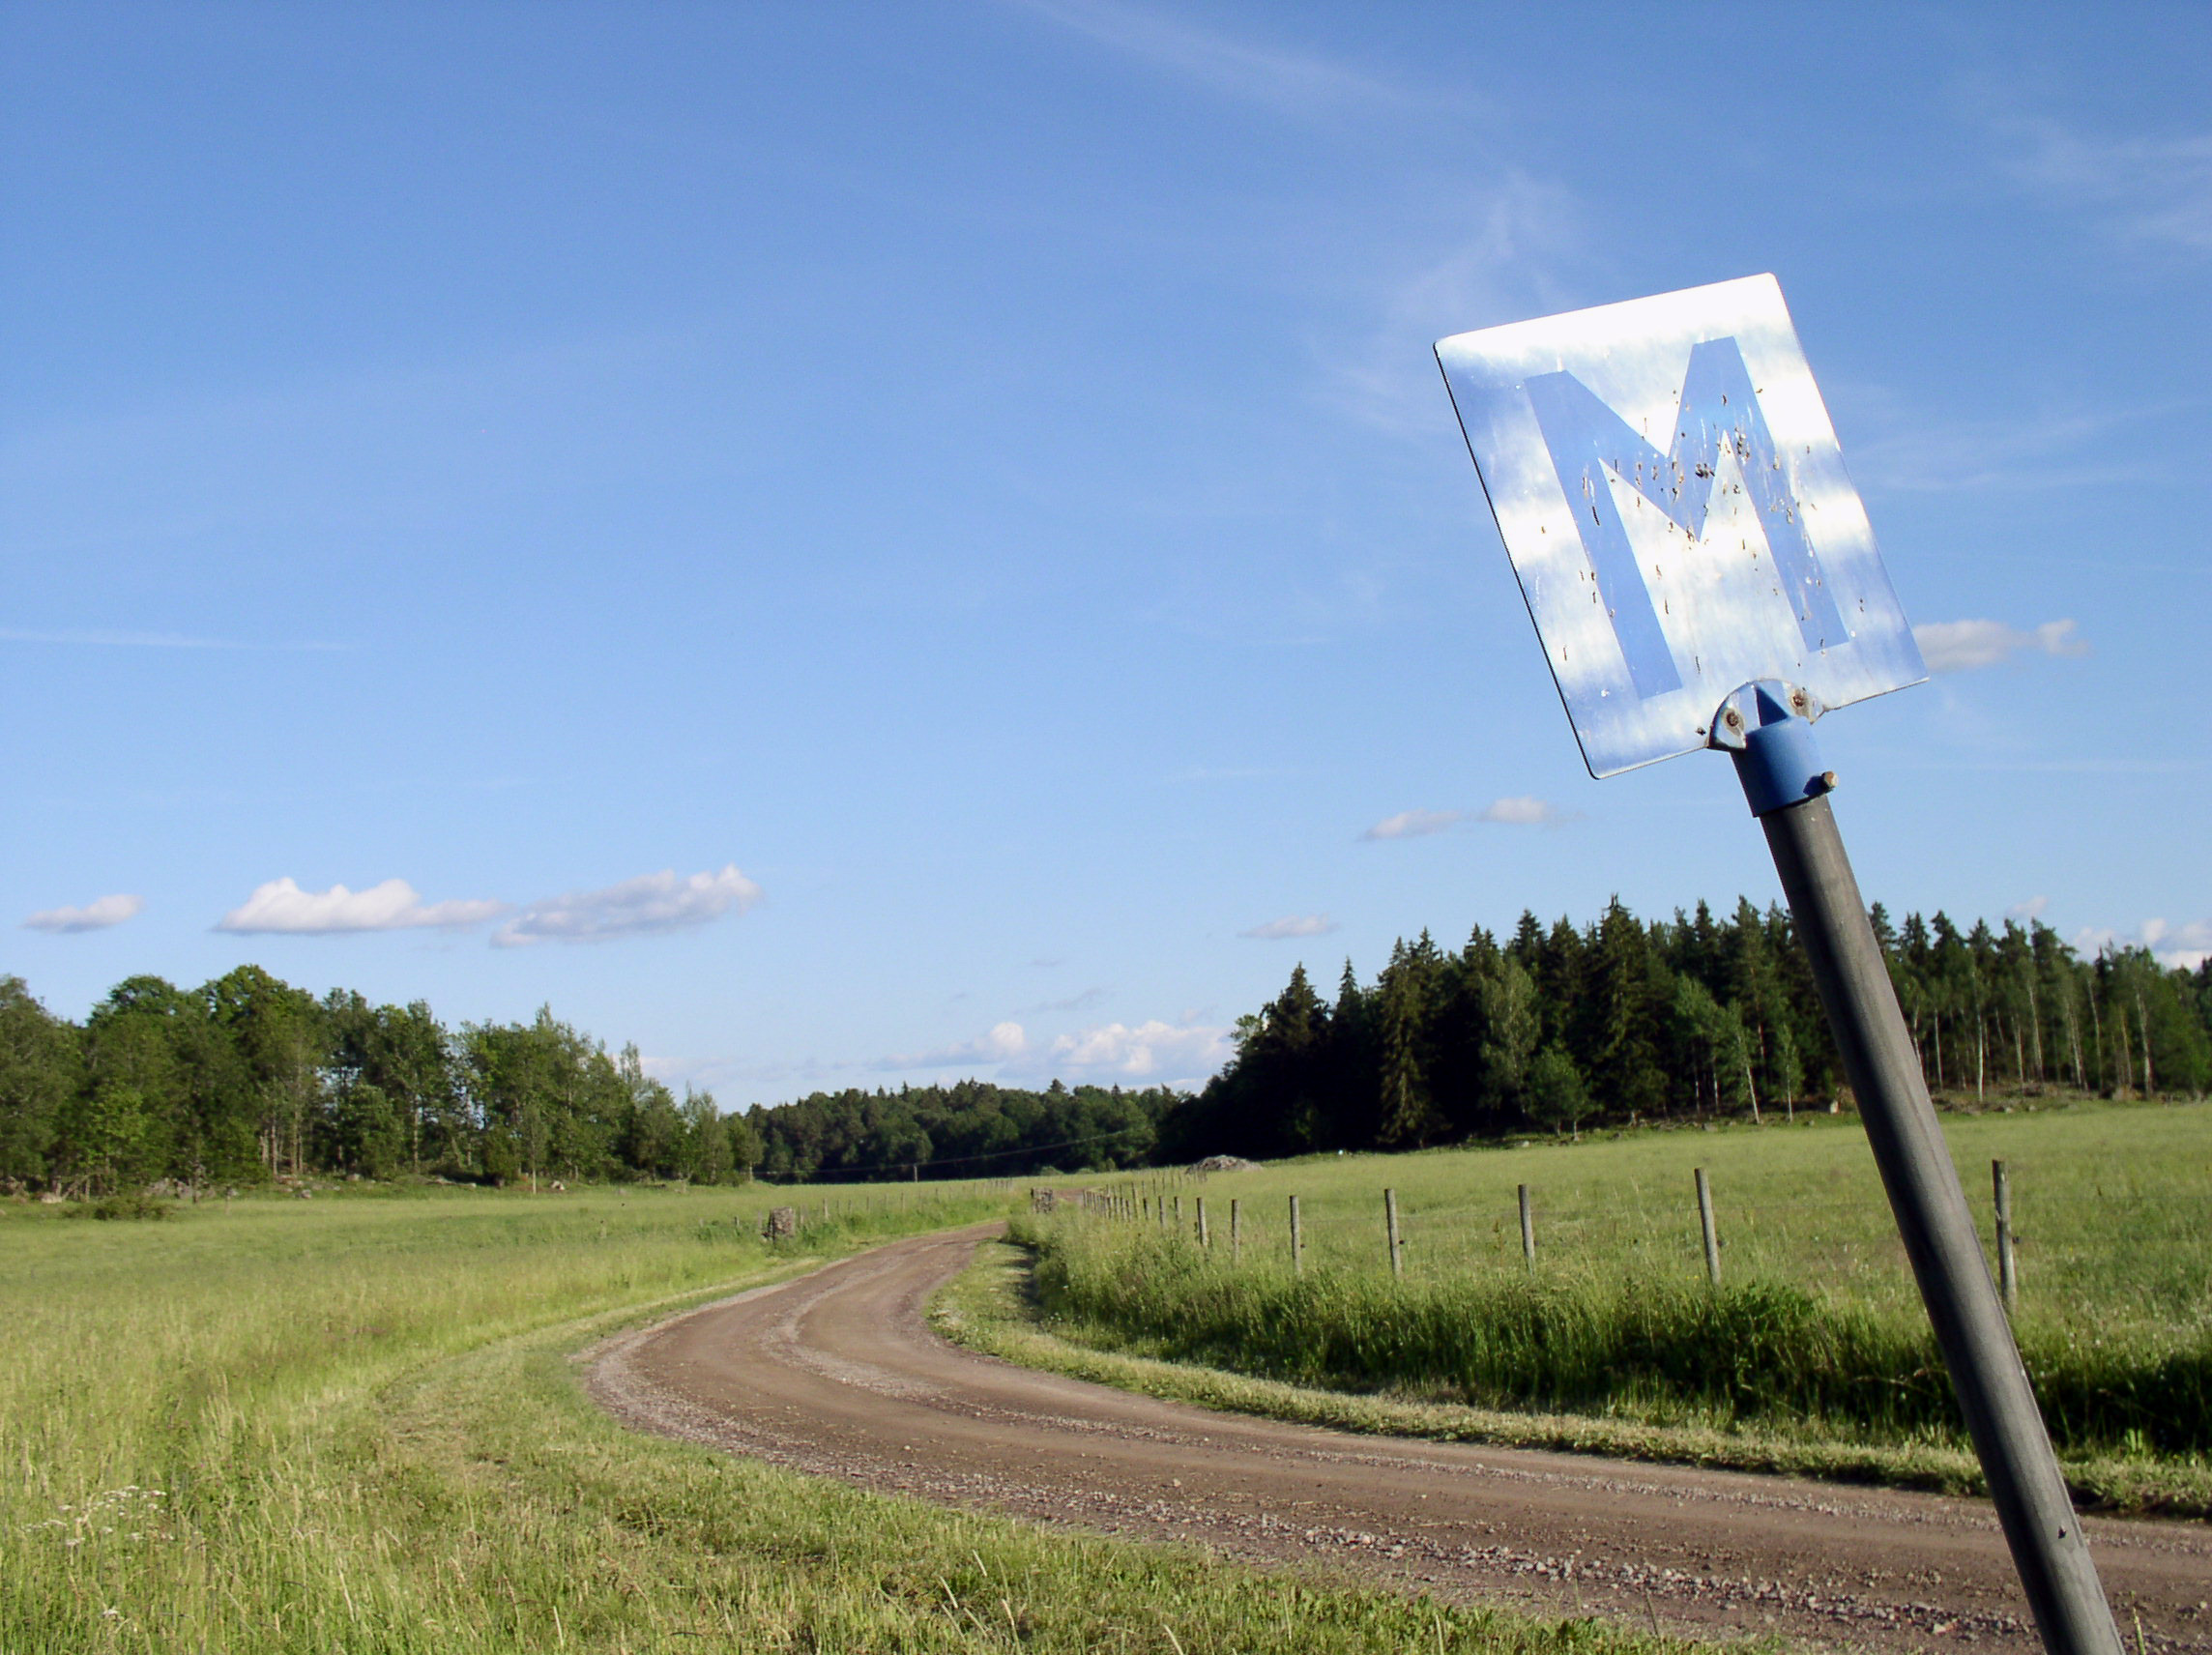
[588,1224,2212,1652]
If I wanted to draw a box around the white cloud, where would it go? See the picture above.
[2009,895,2050,920]
[23,893,144,933]
[1362,808,1463,841]
[1032,1018,1235,1087]
[2142,918,2212,972]
[1477,796,1572,827]
[217,878,505,935]
[875,1021,1033,1071]
[628,1009,1238,1098]
[1913,618,2089,674]
[1241,914,1337,940]
[2071,917,2212,973]
[492,864,761,947]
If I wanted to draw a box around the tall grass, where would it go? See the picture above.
[1017,1099,2212,1458]
[1,1179,1687,1654]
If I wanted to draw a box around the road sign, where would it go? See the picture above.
[1436,277,2122,1655]
[1435,273,1923,778]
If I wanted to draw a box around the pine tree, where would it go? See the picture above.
[1324,959,1379,1148]
[1374,941,1444,1147]
[1586,898,1668,1118]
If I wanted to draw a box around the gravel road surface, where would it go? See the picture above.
[587,1224,2211,1652]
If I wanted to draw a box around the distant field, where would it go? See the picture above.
[0,1178,1686,1655]
[1013,1098,2212,1484]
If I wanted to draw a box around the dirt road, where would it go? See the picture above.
[588,1225,2211,1652]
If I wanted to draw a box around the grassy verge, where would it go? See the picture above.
[993,1102,2212,1471]
[2,1181,1709,1654]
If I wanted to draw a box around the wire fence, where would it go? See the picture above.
[1034,1160,2212,1323]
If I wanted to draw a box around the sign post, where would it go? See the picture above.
[1436,276,2121,1655]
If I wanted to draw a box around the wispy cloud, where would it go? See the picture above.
[218,878,505,935]
[1018,986,1112,1013]
[2009,895,2050,921]
[492,864,761,947]
[1986,108,2212,254]
[1477,796,1575,828]
[1913,618,2088,674]
[0,627,346,652]
[1328,175,1584,434]
[1166,764,1299,783]
[1006,0,1428,117]
[1240,914,1338,940]
[1363,797,1573,839]
[23,893,144,933]
[1845,400,2164,495]
[1361,808,1463,841]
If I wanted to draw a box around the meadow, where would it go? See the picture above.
[0,1177,1693,1655]
[1004,1098,2212,1510]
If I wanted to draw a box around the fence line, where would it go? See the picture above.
[1030,1159,2168,1309]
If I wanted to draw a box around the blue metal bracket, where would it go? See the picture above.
[1717,682,1838,816]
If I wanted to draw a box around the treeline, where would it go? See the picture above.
[1167,900,2212,1161]
[746,1079,1180,1184]
[8,902,2208,1194]
[0,967,756,1196]
[0,965,1186,1197]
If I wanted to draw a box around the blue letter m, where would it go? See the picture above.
[1523,336,1848,701]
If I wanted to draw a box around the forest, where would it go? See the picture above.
[0,965,1177,1195]
[1166,899,2212,1161]
[0,967,757,1195]
[2,900,2207,1195]
[747,1078,1180,1184]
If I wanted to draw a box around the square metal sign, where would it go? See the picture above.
[1436,274,1923,778]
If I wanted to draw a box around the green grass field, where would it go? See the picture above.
[1007,1098,2212,1507]
[1,1178,1699,1655]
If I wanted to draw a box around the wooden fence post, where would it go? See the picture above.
[1196,1196,1209,1249]
[1517,1183,1535,1270]
[1384,1188,1403,1277]
[1290,1194,1303,1275]
[1695,1168,1721,1286]
[1230,1197,1241,1263]
[1994,1159,2017,1309]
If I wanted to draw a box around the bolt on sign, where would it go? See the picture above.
[1433,273,1923,778]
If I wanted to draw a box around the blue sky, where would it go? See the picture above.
[3,1,2205,1102]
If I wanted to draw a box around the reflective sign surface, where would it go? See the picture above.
[1436,274,1923,777]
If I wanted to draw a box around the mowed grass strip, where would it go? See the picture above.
[2,1182,1702,1655]
[1004,1100,2212,1500]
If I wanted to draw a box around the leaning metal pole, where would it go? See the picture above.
[1730,690,2120,1655]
